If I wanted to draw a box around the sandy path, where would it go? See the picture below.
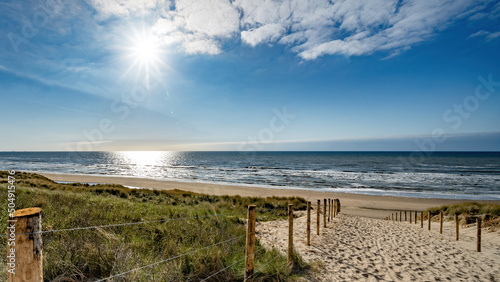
[257,211,500,281]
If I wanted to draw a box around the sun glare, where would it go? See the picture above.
[121,27,166,83]
[131,34,159,65]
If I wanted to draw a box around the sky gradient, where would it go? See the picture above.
[1,0,500,151]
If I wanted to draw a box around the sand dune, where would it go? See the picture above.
[257,211,500,281]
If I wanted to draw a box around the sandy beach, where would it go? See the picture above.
[41,173,500,219]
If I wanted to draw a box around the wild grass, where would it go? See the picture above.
[0,171,309,281]
[426,202,500,230]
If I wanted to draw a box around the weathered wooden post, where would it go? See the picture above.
[439,212,443,234]
[415,211,417,224]
[330,199,333,219]
[428,212,431,231]
[316,200,320,235]
[328,199,331,222]
[307,202,311,246]
[420,211,423,228]
[396,213,398,221]
[477,218,481,252]
[410,210,412,223]
[245,205,256,282]
[337,199,341,214]
[323,199,327,228]
[333,200,337,217]
[392,213,394,220]
[288,204,293,266]
[399,211,402,222]
[405,211,407,222]
[455,214,459,241]
[7,208,43,282]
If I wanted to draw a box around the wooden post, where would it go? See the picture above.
[307,202,311,246]
[415,211,417,224]
[316,200,320,235]
[428,212,431,231]
[399,211,402,222]
[420,211,423,228]
[455,214,459,241]
[405,211,407,222]
[328,199,331,222]
[323,199,327,228]
[477,218,481,252]
[391,213,394,220]
[410,210,412,223]
[333,200,337,217]
[288,204,293,266]
[245,205,256,282]
[439,212,443,234]
[396,213,398,221]
[7,208,43,282]
[330,199,333,219]
[337,199,341,214]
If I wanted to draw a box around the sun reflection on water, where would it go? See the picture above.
[114,151,178,178]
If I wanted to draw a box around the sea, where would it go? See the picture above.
[0,151,499,200]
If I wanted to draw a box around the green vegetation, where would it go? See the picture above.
[0,171,309,281]
[426,202,500,229]
[426,202,500,217]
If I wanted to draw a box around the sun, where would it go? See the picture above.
[121,26,166,84]
[130,33,160,66]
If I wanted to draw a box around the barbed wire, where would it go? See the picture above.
[0,211,246,238]
[200,247,265,282]
[96,233,249,281]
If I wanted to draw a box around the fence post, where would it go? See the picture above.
[323,199,327,228]
[328,199,331,222]
[245,205,256,282]
[7,208,43,282]
[337,199,341,214]
[333,200,337,217]
[455,214,459,241]
[428,212,431,231]
[405,211,407,222]
[288,204,293,266]
[399,211,402,222]
[316,200,320,235]
[307,202,311,246]
[392,213,394,221]
[396,213,398,221]
[330,199,333,219]
[410,210,412,223]
[420,211,423,228]
[415,211,417,224]
[439,212,443,234]
[477,218,481,252]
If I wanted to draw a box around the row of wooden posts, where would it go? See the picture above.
[384,210,482,252]
[8,199,341,282]
[245,198,340,281]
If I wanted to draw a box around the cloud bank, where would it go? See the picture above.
[87,0,497,59]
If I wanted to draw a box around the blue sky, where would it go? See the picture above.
[1,0,500,151]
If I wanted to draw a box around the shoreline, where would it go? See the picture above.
[40,172,500,219]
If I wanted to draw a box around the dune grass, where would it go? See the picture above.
[0,171,309,281]
[426,202,500,229]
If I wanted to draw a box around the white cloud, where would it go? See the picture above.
[241,24,286,46]
[86,0,170,19]
[469,29,500,41]
[88,0,496,59]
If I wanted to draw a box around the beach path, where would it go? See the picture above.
[257,212,500,281]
